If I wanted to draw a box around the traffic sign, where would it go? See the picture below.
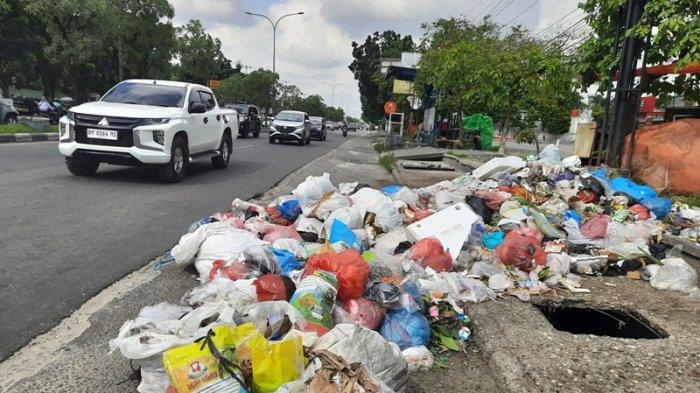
[384,100,397,114]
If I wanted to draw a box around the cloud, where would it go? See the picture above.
[171,0,583,118]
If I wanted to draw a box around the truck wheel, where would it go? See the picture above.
[66,157,99,176]
[297,133,305,146]
[269,137,275,144]
[212,133,232,169]
[159,137,188,183]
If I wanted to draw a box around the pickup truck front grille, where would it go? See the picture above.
[73,114,139,147]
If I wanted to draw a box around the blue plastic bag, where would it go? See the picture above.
[270,248,302,276]
[641,196,672,219]
[483,231,505,250]
[276,198,302,221]
[591,170,671,219]
[401,281,425,313]
[563,210,582,226]
[379,308,430,350]
[381,185,402,196]
[328,219,363,251]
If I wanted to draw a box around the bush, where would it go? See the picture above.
[378,153,397,173]
[372,141,387,153]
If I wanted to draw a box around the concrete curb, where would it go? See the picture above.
[0,133,58,144]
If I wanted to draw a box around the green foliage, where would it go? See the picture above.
[174,19,234,85]
[378,153,397,173]
[372,142,387,153]
[0,123,38,134]
[349,31,414,122]
[516,129,537,144]
[345,115,361,123]
[323,106,345,122]
[577,0,700,103]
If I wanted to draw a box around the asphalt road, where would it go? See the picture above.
[0,131,346,360]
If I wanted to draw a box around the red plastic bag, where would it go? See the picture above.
[629,204,651,220]
[576,190,597,203]
[341,298,385,330]
[304,250,370,300]
[208,259,250,281]
[580,215,611,239]
[412,210,433,222]
[495,227,546,272]
[263,224,303,243]
[254,274,295,301]
[409,238,453,272]
[475,190,507,211]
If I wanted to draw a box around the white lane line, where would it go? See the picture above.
[233,145,254,150]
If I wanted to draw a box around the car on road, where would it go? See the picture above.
[347,123,357,132]
[269,110,310,146]
[309,116,326,141]
[225,103,261,138]
[58,79,238,182]
[0,101,19,124]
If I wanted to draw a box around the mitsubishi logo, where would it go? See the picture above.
[98,117,109,127]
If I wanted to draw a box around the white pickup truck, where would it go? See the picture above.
[58,80,238,182]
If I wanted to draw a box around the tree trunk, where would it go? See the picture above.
[37,62,53,98]
[498,106,513,154]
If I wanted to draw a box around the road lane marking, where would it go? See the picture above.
[233,145,254,150]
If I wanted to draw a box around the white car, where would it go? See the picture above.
[268,110,310,146]
[58,80,238,182]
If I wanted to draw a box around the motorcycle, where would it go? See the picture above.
[342,128,347,137]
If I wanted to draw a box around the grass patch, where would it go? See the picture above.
[372,141,387,153]
[46,124,58,133]
[672,195,700,208]
[378,153,397,173]
[447,151,469,158]
[0,123,39,134]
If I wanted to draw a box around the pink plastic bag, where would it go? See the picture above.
[263,224,303,243]
[580,215,611,239]
[341,298,385,330]
[409,238,453,272]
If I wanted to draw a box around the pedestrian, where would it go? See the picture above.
[38,96,59,124]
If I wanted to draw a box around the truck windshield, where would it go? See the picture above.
[101,82,186,107]
[276,112,304,122]
[310,118,322,125]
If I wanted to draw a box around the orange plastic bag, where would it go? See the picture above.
[303,250,370,300]
[495,227,546,272]
[409,238,453,273]
[629,204,651,220]
[254,274,295,301]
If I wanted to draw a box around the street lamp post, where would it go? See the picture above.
[244,11,304,74]
[323,81,343,107]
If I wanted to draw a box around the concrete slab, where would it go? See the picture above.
[401,160,455,171]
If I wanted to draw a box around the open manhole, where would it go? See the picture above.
[534,303,668,339]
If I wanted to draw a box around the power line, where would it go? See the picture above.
[471,0,499,22]
[491,0,516,20]
[562,34,591,52]
[464,1,482,21]
[501,0,540,27]
[535,7,581,37]
[544,15,588,44]
[486,0,510,19]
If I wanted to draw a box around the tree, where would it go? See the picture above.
[577,0,700,103]
[174,19,233,85]
[217,68,278,109]
[415,18,580,152]
[349,31,414,123]
[324,106,345,121]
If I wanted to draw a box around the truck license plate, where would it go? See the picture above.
[86,128,118,140]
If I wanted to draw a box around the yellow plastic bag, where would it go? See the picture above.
[237,330,306,393]
[163,324,256,393]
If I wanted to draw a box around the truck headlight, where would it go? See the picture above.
[269,125,277,132]
[152,130,165,145]
[66,111,75,121]
[59,122,69,137]
[141,118,170,126]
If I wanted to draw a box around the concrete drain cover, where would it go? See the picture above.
[534,303,668,339]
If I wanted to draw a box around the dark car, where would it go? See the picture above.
[12,97,39,116]
[309,116,326,141]
[0,101,19,124]
[226,103,261,138]
[347,123,357,132]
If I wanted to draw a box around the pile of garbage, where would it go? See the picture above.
[110,144,699,393]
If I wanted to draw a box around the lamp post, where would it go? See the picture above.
[244,11,304,74]
[323,81,343,107]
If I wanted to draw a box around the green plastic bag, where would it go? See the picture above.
[462,114,494,150]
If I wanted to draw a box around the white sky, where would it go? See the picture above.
[170,0,586,118]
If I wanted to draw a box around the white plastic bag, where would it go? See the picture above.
[338,181,359,195]
[181,277,257,307]
[374,202,404,233]
[650,258,698,293]
[418,272,496,303]
[488,273,513,291]
[351,187,392,217]
[314,192,353,220]
[391,187,421,209]
[292,173,337,215]
[401,345,434,371]
[295,216,324,236]
[272,238,308,260]
[323,206,364,235]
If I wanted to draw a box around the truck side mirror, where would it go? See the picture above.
[189,102,206,113]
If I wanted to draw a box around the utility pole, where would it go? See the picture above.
[323,81,343,107]
[244,11,304,74]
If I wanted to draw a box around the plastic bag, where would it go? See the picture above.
[563,209,582,226]
[338,181,359,195]
[182,277,257,307]
[375,202,404,233]
[271,238,307,260]
[313,192,353,221]
[409,238,453,273]
[163,324,254,393]
[292,173,337,216]
[240,246,282,275]
[649,258,698,293]
[311,323,409,392]
[474,190,507,211]
[275,195,302,221]
[381,185,402,195]
[530,209,566,239]
[483,231,505,250]
[629,204,651,220]
[240,301,307,339]
[290,270,338,334]
[469,261,504,277]
[304,249,370,300]
[323,206,364,235]
[263,224,303,243]
[466,196,493,222]
[391,187,421,209]
[379,308,430,350]
[402,345,434,371]
[341,298,385,330]
[208,259,253,281]
[580,215,611,239]
[254,274,296,301]
[351,187,392,217]
[328,219,364,251]
[237,328,306,393]
[495,227,546,272]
